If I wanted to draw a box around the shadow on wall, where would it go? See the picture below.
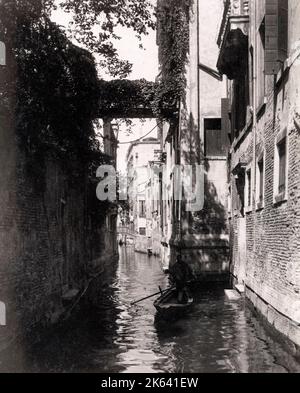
[172,111,230,273]
[181,112,228,237]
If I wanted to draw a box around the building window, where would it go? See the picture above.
[139,200,146,218]
[274,130,288,204]
[256,153,265,209]
[204,118,228,156]
[250,46,254,108]
[278,139,287,194]
[245,166,252,213]
[257,17,266,110]
[234,171,246,217]
[265,0,289,75]
[247,169,251,207]
[139,227,146,236]
[228,186,232,215]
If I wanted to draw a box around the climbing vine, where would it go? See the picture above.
[0,0,194,163]
[14,17,105,175]
[98,78,157,118]
[153,0,193,118]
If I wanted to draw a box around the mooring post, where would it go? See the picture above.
[0,41,6,66]
[0,301,6,326]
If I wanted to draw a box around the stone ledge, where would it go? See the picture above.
[225,289,241,301]
[235,284,245,294]
[245,286,300,353]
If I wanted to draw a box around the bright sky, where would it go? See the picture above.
[111,24,158,173]
[51,1,159,173]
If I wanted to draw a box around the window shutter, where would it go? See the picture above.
[221,98,231,151]
[265,0,288,75]
[278,0,288,62]
[205,122,220,156]
[221,98,231,138]
[265,0,280,75]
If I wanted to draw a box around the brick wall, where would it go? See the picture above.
[0,114,118,348]
[228,0,300,346]
[0,24,120,348]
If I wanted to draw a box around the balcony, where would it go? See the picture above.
[217,0,250,80]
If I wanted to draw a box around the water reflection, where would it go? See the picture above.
[0,245,300,373]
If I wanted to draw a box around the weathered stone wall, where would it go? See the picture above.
[0,144,118,347]
[0,113,118,350]
[0,24,119,348]
[177,0,229,278]
[229,0,300,348]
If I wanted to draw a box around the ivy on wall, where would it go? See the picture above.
[98,78,157,118]
[97,0,194,120]
[15,18,99,164]
[154,0,193,118]
[0,0,194,168]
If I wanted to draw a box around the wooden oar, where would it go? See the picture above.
[130,286,174,306]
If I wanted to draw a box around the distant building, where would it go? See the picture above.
[217,0,300,347]
[126,137,161,253]
[102,119,119,260]
[103,120,118,166]
[145,159,162,256]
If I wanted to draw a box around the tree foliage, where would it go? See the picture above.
[0,0,155,78]
[60,0,156,77]
[98,78,157,118]
[0,11,110,185]
[0,1,157,172]
[14,18,100,165]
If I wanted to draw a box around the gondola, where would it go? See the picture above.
[153,287,194,320]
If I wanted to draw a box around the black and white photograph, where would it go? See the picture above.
[1,0,300,375]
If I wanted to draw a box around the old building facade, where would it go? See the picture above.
[217,0,300,347]
[158,0,230,279]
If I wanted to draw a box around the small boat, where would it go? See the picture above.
[154,288,194,320]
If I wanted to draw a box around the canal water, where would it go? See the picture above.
[1,245,300,373]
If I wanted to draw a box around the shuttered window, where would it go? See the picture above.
[278,139,286,194]
[205,118,229,157]
[247,169,252,208]
[258,159,264,203]
[221,98,231,142]
[257,18,266,109]
[139,200,146,218]
[278,0,288,61]
[139,227,146,236]
[265,0,288,75]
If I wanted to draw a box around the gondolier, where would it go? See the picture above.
[169,254,195,304]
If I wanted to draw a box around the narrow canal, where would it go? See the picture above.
[1,246,300,373]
